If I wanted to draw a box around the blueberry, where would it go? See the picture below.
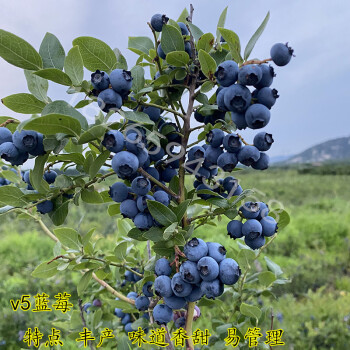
[253,132,274,151]
[245,104,270,129]
[0,127,12,145]
[124,270,134,282]
[22,170,31,185]
[196,183,212,200]
[143,166,160,181]
[110,69,133,96]
[204,146,223,165]
[109,182,129,203]
[159,166,177,183]
[239,202,260,219]
[194,110,205,123]
[154,275,173,297]
[153,304,173,324]
[102,130,125,153]
[217,88,228,111]
[83,302,92,314]
[184,41,192,57]
[238,64,262,86]
[197,256,219,282]
[131,176,151,196]
[157,44,166,59]
[121,313,131,325]
[178,22,189,35]
[159,122,181,143]
[219,258,241,285]
[195,166,211,180]
[97,89,122,112]
[185,286,204,302]
[155,258,172,276]
[257,87,279,109]
[238,145,261,166]
[200,279,224,299]
[164,295,187,310]
[136,194,154,212]
[143,106,161,122]
[142,281,154,297]
[252,152,269,170]
[149,145,165,162]
[260,216,278,237]
[37,200,53,214]
[242,219,263,240]
[133,212,153,230]
[91,70,110,91]
[43,170,57,184]
[231,111,247,130]
[126,132,146,155]
[206,129,224,148]
[135,296,150,311]
[214,60,239,87]
[227,220,243,240]
[120,199,139,219]
[224,84,251,113]
[270,43,294,66]
[174,316,186,329]
[254,65,275,89]
[184,238,208,262]
[257,202,269,219]
[245,235,266,250]
[207,242,226,263]
[29,132,45,157]
[111,151,139,178]
[133,269,142,282]
[127,291,138,300]
[124,323,134,333]
[151,14,169,32]
[137,148,149,168]
[153,190,170,206]
[171,272,192,297]
[13,130,38,153]
[114,307,125,318]
[222,176,238,192]
[92,299,102,307]
[217,152,238,172]
[223,133,242,153]
[180,261,201,284]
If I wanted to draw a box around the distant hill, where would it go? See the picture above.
[282,136,350,164]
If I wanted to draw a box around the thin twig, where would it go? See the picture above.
[0,119,18,128]
[240,58,272,67]
[140,101,184,119]
[78,299,94,350]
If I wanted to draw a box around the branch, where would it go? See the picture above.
[78,299,94,350]
[185,302,195,350]
[240,58,272,67]
[139,101,184,119]
[0,118,18,128]
[237,133,252,146]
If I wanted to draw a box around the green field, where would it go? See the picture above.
[1,167,349,349]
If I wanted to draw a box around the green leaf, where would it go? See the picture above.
[161,25,185,54]
[128,37,154,55]
[269,209,290,232]
[48,153,85,166]
[49,200,69,226]
[1,170,20,183]
[1,93,46,114]
[237,248,256,270]
[113,48,128,70]
[216,7,228,43]
[119,110,154,125]
[166,51,189,67]
[147,200,178,227]
[0,117,19,132]
[64,46,84,85]
[32,261,59,278]
[0,186,28,207]
[42,100,88,130]
[78,124,108,144]
[0,29,43,70]
[130,65,145,93]
[142,227,164,242]
[114,241,128,260]
[177,8,189,23]
[19,113,81,137]
[39,33,65,70]
[81,187,103,203]
[200,81,215,93]
[34,68,72,86]
[77,270,92,296]
[89,150,110,178]
[187,23,204,42]
[218,28,242,64]
[258,271,276,287]
[108,203,120,216]
[198,49,217,78]
[54,227,82,251]
[163,222,178,240]
[264,256,283,277]
[240,303,262,320]
[244,12,270,60]
[54,174,74,189]
[174,199,191,222]
[72,36,117,73]
[197,33,215,52]
[24,70,49,103]
[128,227,147,241]
[117,219,132,235]
[30,154,50,194]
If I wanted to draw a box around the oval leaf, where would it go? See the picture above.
[34,68,72,86]
[198,49,217,78]
[64,46,84,85]
[161,25,185,54]
[166,51,189,67]
[147,200,178,227]
[1,93,46,114]
[240,303,262,320]
[32,261,59,278]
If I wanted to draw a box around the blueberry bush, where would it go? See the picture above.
[0,5,292,349]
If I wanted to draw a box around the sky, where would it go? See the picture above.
[1,0,350,157]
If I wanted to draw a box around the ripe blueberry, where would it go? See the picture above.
[136,194,154,212]
[206,129,224,148]
[120,199,139,219]
[254,64,275,89]
[188,146,205,161]
[253,132,274,151]
[242,219,263,240]
[154,275,173,297]
[178,22,189,35]
[133,212,153,230]
[227,220,243,239]
[171,272,192,297]
[143,106,161,122]
[153,190,170,206]
[109,182,129,203]
[37,200,54,214]
[131,176,151,196]
[91,70,110,91]
[245,235,266,250]
[111,151,139,178]
[0,127,12,145]
[217,152,238,172]
[224,84,252,113]
[110,69,133,96]
[180,260,201,284]
[257,87,279,109]
[43,170,57,184]
[153,304,173,324]
[142,281,154,297]
[200,279,224,299]
[257,202,269,219]
[98,89,122,112]
[238,146,261,166]
[135,296,150,311]
[214,60,239,87]
[270,43,294,66]
[223,133,242,153]
[207,242,227,263]
[164,295,187,310]
[239,201,261,219]
[219,258,241,285]
[185,286,204,302]
[204,146,223,165]
[231,111,247,130]
[157,44,166,59]
[13,130,38,153]
[127,292,138,300]
[197,256,219,281]
[184,238,208,262]
[238,64,262,86]
[155,258,172,276]
[151,14,169,32]
[245,104,271,129]
[260,216,278,237]
[102,130,125,153]
[252,152,269,170]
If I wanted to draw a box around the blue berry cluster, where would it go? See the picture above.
[147,239,240,325]
[0,127,45,166]
[227,201,278,250]
[91,69,133,113]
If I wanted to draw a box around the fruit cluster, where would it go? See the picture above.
[227,201,278,249]
[0,128,45,166]
[133,238,241,325]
